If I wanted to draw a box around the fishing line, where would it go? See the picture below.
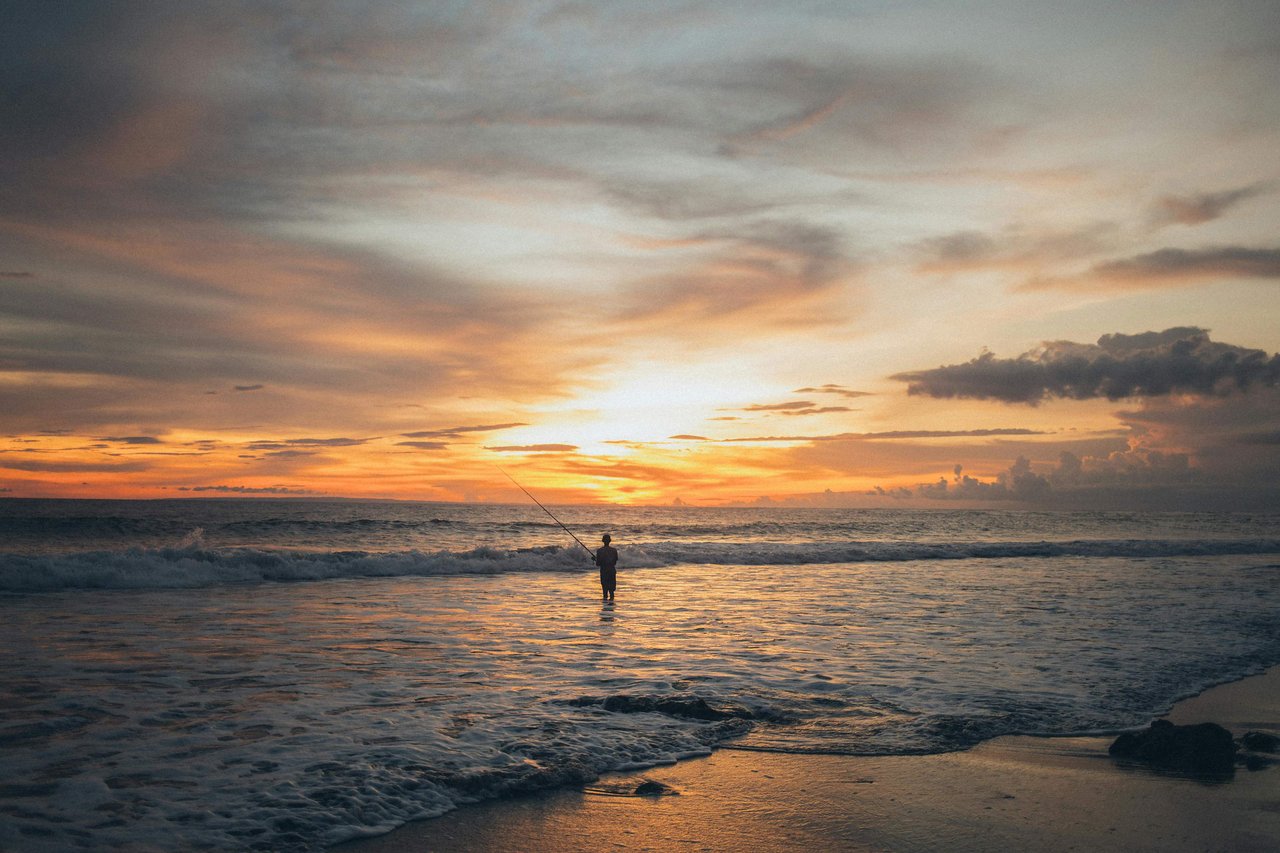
[497,467,595,559]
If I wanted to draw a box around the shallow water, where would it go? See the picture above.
[2,501,1279,851]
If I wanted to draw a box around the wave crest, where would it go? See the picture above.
[2,537,1277,592]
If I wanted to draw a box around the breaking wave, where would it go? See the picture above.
[2,537,1278,592]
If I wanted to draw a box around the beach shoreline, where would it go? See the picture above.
[336,665,1280,852]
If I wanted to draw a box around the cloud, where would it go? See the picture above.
[1090,247,1280,282]
[621,219,856,329]
[1020,246,1280,292]
[723,428,1045,443]
[402,422,527,440]
[97,435,164,445]
[782,406,850,416]
[874,450,1199,505]
[1155,183,1272,225]
[893,328,1280,404]
[1114,388,1280,486]
[395,441,449,450]
[696,53,1014,162]
[899,457,1051,502]
[246,437,369,449]
[0,456,150,473]
[742,401,821,412]
[738,399,854,417]
[178,485,315,495]
[233,384,264,392]
[261,449,317,460]
[792,384,873,399]
[912,224,1120,276]
[0,271,35,278]
[486,444,578,453]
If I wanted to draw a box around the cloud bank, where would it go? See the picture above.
[893,328,1280,404]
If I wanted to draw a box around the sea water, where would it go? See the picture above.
[2,500,1278,851]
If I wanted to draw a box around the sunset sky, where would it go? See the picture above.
[2,1,1278,508]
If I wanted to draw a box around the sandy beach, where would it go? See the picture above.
[338,666,1280,852]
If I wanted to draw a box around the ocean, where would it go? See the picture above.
[2,499,1279,851]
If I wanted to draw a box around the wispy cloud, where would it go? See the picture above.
[741,401,822,413]
[0,456,151,473]
[247,438,370,449]
[792,385,873,399]
[721,428,1045,443]
[402,423,527,440]
[1088,247,1280,285]
[97,435,164,445]
[1024,247,1280,291]
[913,224,1120,276]
[1155,183,1272,226]
[178,485,315,495]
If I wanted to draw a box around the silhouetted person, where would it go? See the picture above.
[594,534,618,600]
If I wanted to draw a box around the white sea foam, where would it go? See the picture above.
[2,537,1278,591]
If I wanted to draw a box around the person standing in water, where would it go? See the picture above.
[594,534,618,601]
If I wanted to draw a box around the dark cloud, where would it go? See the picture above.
[724,428,1045,443]
[895,457,1051,502]
[486,444,578,453]
[893,328,1280,404]
[669,434,709,441]
[1090,247,1280,282]
[394,441,449,450]
[247,437,368,449]
[0,456,151,473]
[736,400,853,417]
[1155,183,1272,225]
[0,271,35,278]
[233,384,264,392]
[179,485,315,495]
[743,401,820,412]
[875,451,1198,505]
[1236,430,1280,446]
[402,422,527,440]
[260,449,318,460]
[1115,388,1280,487]
[98,435,164,445]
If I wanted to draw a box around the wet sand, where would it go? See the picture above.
[336,667,1280,852]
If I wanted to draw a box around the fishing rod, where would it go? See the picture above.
[498,467,595,560]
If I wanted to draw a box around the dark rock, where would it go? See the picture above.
[634,780,675,796]
[1109,720,1236,773]
[596,694,753,721]
[1241,731,1280,753]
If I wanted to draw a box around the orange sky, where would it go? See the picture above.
[2,2,1279,509]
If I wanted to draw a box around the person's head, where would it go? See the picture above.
[602,534,612,544]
